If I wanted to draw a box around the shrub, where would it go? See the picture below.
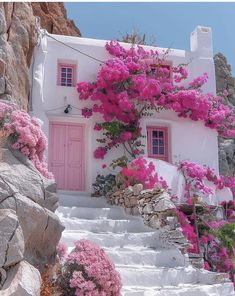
[57,240,122,296]
[119,156,168,189]
[92,174,116,196]
[0,102,53,179]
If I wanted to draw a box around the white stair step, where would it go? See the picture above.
[62,229,163,248]
[117,265,228,287]
[122,282,235,296]
[104,247,187,267]
[56,206,137,220]
[59,194,110,208]
[59,216,152,233]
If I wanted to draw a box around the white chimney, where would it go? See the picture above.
[190,26,213,58]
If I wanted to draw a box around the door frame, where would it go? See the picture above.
[48,121,86,191]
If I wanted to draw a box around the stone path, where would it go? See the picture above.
[56,192,235,296]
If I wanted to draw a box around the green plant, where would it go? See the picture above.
[92,174,116,197]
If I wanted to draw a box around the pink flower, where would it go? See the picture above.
[94,147,107,159]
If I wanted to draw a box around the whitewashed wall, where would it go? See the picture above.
[31,26,219,193]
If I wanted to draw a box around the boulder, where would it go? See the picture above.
[0,149,64,269]
[0,209,24,268]
[1,260,41,296]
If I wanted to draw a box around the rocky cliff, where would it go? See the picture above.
[31,2,81,37]
[0,3,80,295]
[0,2,80,110]
[214,53,235,176]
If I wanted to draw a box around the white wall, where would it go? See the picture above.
[31,26,218,193]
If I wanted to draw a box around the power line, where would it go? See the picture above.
[43,31,105,64]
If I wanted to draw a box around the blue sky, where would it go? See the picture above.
[65,2,235,74]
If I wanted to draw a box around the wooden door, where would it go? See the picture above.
[49,122,85,191]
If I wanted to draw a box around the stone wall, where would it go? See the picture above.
[107,185,190,254]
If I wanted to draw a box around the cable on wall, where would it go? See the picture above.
[43,31,105,64]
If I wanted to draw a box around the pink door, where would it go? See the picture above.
[49,122,85,191]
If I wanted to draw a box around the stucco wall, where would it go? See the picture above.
[31,26,219,193]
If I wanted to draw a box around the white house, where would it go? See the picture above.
[30,25,231,202]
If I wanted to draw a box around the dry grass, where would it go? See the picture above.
[40,263,62,296]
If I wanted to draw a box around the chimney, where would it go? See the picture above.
[190,26,213,58]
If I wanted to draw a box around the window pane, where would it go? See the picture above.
[61,68,67,73]
[61,73,66,78]
[153,147,158,154]
[159,139,164,146]
[159,147,164,155]
[67,73,72,78]
[152,131,158,138]
[61,78,66,83]
[67,79,72,83]
[67,68,72,73]
[67,83,72,87]
[159,131,164,138]
[61,83,66,86]
[153,139,159,146]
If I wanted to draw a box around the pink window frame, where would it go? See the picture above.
[147,126,169,162]
[57,63,76,87]
[145,59,173,79]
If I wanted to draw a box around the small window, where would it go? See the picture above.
[57,63,76,87]
[150,62,172,79]
[147,126,169,162]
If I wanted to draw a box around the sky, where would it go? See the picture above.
[65,2,235,75]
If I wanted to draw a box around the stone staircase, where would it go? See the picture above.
[56,192,235,296]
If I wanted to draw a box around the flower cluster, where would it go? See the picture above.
[0,102,53,179]
[178,160,235,204]
[77,41,235,162]
[64,240,122,296]
[119,156,168,189]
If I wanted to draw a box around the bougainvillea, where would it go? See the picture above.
[0,102,53,179]
[58,240,122,296]
[178,160,235,204]
[119,156,168,189]
[77,41,235,161]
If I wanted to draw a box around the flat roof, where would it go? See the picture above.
[45,32,188,58]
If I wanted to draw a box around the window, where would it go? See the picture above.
[150,60,172,78]
[150,61,172,79]
[147,126,169,161]
[57,63,76,87]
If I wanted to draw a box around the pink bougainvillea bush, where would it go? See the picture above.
[178,160,235,204]
[77,41,235,161]
[0,102,53,179]
[57,239,122,296]
[119,156,168,189]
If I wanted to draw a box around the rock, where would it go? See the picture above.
[0,193,64,269]
[133,183,143,196]
[142,203,153,214]
[149,215,161,228]
[153,192,175,212]
[1,260,41,296]
[0,58,6,77]
[125,186,133,195]
[31,2,81,37]
[1,148,59,212]
[0,209,24,268]
[0,149,64,269]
